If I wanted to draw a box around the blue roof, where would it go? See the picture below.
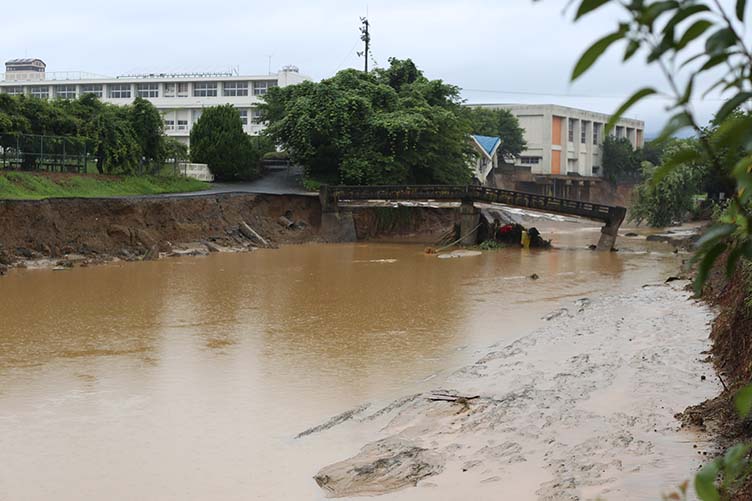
[472,135,501,157]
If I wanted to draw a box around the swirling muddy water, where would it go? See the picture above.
[0,222,716,500]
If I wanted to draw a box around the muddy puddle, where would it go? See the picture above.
[0,221,716,500]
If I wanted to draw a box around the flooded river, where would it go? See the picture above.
[0,223,709,500]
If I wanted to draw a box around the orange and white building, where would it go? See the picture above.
[470,104,645,178]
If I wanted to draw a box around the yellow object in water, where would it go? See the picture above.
[521,230,530,249]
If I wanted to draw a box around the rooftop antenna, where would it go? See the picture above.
[357,13,371,73]
[266,55,273,75]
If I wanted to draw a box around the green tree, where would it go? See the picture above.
[464,107,527,161]
[129,97,165,168]
[630,139,706,227]
[601,135,642,183]
[190,104,271,181]
[260,58,474,185]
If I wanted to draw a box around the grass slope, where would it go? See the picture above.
[0,172,209,200]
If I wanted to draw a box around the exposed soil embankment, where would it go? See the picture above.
[680,264,752,474]
[0,194,459,273]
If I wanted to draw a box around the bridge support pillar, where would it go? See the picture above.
[596,207,627,251]
[459,199,480,246]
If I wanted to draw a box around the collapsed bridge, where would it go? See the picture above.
[319,185,627,250]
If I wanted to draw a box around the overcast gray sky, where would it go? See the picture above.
[1,0,730,136]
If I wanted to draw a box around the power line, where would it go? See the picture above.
[460,87,730,102]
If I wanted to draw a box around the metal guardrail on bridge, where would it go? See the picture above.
[320,184,625,225]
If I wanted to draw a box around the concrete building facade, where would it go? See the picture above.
[472,104,645,178]
[0,59,310,145]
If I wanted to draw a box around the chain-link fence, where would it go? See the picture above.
[0,133,89,173]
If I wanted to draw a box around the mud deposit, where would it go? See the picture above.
[302,283,719,500]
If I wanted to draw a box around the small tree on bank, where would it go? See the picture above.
[189,105,272,181]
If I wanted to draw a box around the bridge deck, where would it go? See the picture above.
[320,185,626,225]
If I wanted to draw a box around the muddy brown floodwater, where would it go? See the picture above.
[0,220,715,500]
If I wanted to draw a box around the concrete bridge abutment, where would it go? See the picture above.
[459,199,481,246]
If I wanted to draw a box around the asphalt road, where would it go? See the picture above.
[190,166,313,196]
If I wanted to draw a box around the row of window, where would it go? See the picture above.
[163,108,263,131]
[566,120,638,146]
[0,80,278,100]
[519,156,542,165]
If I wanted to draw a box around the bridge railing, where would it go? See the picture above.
[321,184,624,225]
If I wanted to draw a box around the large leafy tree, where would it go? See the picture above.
[0,93,159,174]
[260,58,474,185]
[190,104,272,181]
[601,135,642,183]
[129,97,165,167]
[463,107,527,161]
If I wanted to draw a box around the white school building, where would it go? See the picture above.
[0,58,310,146]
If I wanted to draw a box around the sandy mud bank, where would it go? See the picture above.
[300,282,719,500]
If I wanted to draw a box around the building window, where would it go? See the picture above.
[81,84,103,98]
[568,118,576,142]
[55,85,77,100]
[177,83,189,97]
[239,109,248,126]
[136,83,159,98]
[2,86,24,96]
[251,108,263,124]
[164,83,176,97]
[224,81,249,97]
[581,122,588,144]
[177,120,188,131]
[519,156,542,165]
[164,119,175,131]
[253,80,277,95]
[593,123,601,145]
[109,84,132,99]
[593,166,601,175]
[193,82,218,97]
[30,86,49,99]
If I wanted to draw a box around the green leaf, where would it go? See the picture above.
[677,19,713,49]
[695,223,736,249]
[716,92,752,123]
[706,28,736,55]
[623,40,640,61]
[695,459,722,501]
[735,385,752,418]
[572,31,625,80]
[655,111,693,142]
[644,1,680,26]
[694,242,727,296]
[737,0,746,22]
[666,4,711,31]
[575,0,611,20]
[605,87,656,134]
[650,146,700,186]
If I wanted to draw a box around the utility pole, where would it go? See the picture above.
[357,17,370,73]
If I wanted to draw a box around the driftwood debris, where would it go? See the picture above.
[238,221,270,248]
[426,392,480,413]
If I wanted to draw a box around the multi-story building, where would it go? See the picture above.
[471,104,645,177]
[0,59,310,145]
